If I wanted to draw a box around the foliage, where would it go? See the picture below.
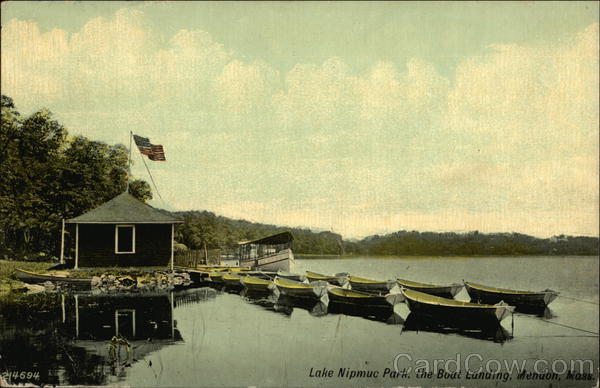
[345,230,599,256]
[175,210,344,255]
[0,95,151,257]
[174,211,598,256]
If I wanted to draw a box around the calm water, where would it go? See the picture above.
[0,256,598,387]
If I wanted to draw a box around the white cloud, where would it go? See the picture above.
[1,8,597,238]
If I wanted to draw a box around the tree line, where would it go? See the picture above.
[174,212,598,256]
[345,230,599,256]
[174,210,344,255]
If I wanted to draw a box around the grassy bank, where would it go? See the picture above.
[0,260,55,296]
[0,260,175,297]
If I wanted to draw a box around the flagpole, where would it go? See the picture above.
[127,131,132,193]
[134,142,167,207]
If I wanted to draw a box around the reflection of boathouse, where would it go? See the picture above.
[65,192,182,268]
[60,289,216,341]
[63,293,177,341]
[0,289,216,386]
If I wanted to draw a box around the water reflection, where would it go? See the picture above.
[327,301,404,324]
[402,313,513,343]
[0,288,216,386]
[276,295,328,317]
[239,290,330,318]
[514,305,555,318]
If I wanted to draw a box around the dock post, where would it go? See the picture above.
[75,223,79,269]
[60,219,65,264]
[170,223,174,272]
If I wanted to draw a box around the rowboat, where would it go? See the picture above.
[207,271,225,283]
[15,268,92,290]
[239,232,295,272]
[186,269,211,283]
[237,271,277,279]
[464,281,559,308]
[397,278,463,298]
[274,277,327,298]
[305,271,347,286]
[276,270,305,282]
[241,275,276,292]
[222,273,244,288]
[401,288,514,324]
[196,265,251,272]
[347,275,394,293]
[327,287,404,307]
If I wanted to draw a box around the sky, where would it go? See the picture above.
[1,1,598,239]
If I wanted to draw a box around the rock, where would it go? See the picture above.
[91,276,102,287]
[42,281,55,290]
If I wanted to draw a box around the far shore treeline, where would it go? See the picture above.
[1,95,598,261]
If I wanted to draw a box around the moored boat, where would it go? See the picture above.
[207,271,225,283]
[222,273,244,288]
[305,271,347,286]
[327,287,404,307]
[347,275,394,293]
[15,268,92,290]
[464,281,559,308]
[274,277,327,298]
[239,232,295,272]
[397,278,463,298]
[276,269,305,282]
[186,269,211,283]
[195,265,251,272]
[241,275,275,292]
[401,288,514,325]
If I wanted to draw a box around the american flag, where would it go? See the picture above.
[133,134,166,161]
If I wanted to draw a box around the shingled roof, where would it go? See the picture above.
[66,192,182,224]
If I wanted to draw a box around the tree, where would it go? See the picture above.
[0,95,152,257]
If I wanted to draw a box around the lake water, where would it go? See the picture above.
[0,256,598,387]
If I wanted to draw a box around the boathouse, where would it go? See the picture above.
[65,192,182,268]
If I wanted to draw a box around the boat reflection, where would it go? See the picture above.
[276,295,328,317]
[240,291,329,317]
[514,305,555,318]
[402,313,513,343]
[240,289,292,316]
[327,301,405,324]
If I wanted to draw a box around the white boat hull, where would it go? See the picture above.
[240,248,294,272]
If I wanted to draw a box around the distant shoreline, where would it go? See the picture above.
[295,254,600,259]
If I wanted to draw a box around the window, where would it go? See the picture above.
[115,225,135,254]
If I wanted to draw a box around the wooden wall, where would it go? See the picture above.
[78,224,172,267]
[174,249,221,267]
